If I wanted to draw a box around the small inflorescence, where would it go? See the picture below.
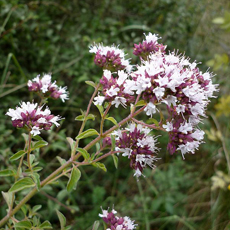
[89,43,132,72]
[94,70,135,108]
[6,102,62,135]
[28,74,69,102]
[133,33,166,60]
[99,207,137,230]
[113,123,159,177]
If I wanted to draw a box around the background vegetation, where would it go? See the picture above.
[0,0,230,229]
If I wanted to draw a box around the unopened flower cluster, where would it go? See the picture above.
[99,208,137,230]
[91,33,218,161]
[28,74,69,102]
[113,123,158,177]
[89,44,132,72]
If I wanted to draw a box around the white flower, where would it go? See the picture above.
[144,32,159,43]
[153,87,165,101]
[111,97,127,108]
[58,86,69,102]
[176,104,186,114]
[103,70,112,80]
[106,86,119,97]
[163,122,174,132]
[144,102,157,117]
[94,95,105,106]
[31,126,41,136]
[163,95,177,106]
[178,122,193,134]
[117,70,128,86]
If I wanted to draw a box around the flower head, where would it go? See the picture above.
[133,33,166,59]
[94,70,135,108]
[89,43,132,72]
[6,102,62,135]
[114,123,159,177]
[99,207,137,230]
[28,74,69,102]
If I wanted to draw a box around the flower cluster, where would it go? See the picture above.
[89,44,132,72]
[99,208,137,230]
[28,74,69,102]
[113,123,158,177]
[131,51,217,158]
[94,70,135,108]
[90,33,218,159]
[6,102,61,135]
[133,32,166,59]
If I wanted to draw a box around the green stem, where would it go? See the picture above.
[100,102,112,135]
[137,179,150,230]
[73,84,100,155]
[27,133,32,171]
[0,106,145,227]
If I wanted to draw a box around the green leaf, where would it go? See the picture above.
[86,114,96,121]
[92,162,107,172]
[147,118,159,126]
[67,167,81,192]
[32,135,43,141]
[135,100,147,107]
[75,114,96,121]
[10,150,26,161]
[56,210,66,229]
[66,137,75,153]
[31,140,48,150]
[76,148,90,160]
[39,220,53,229]
[1,192,14,208]
[92,220,100,230]
[14,221,32,229]
[33,166,43,172]
[21,204,28,216]
[56,156,67,166]
[75,114,84,121]
[76,129,99,140]
[111,135,116,151]
[105,116,117,125]
[9,177,35,193]
[96,104,104,117]
[32,205,42,213]
[85,80,96,88]
[0,169,15,177]
[31,173,41,190]
[112,155,118,169]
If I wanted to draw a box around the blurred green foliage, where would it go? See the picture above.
[1,0,230,229]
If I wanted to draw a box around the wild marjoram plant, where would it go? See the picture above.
[0,33,217,229]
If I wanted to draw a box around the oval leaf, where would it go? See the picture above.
[39,220,53,229]
[76,129,99,140]
[105,117,117,125]
[14,221,32,229]
[56,210,66,229]
[76,148,90,160]
[85,80,96,88]
[92,162,107,172]
[9,177,35,193]
[0,169,15,177]
[32,140,48,150]
[67,167,81,192]
[112,155,118,169]
[10,150,26,161]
